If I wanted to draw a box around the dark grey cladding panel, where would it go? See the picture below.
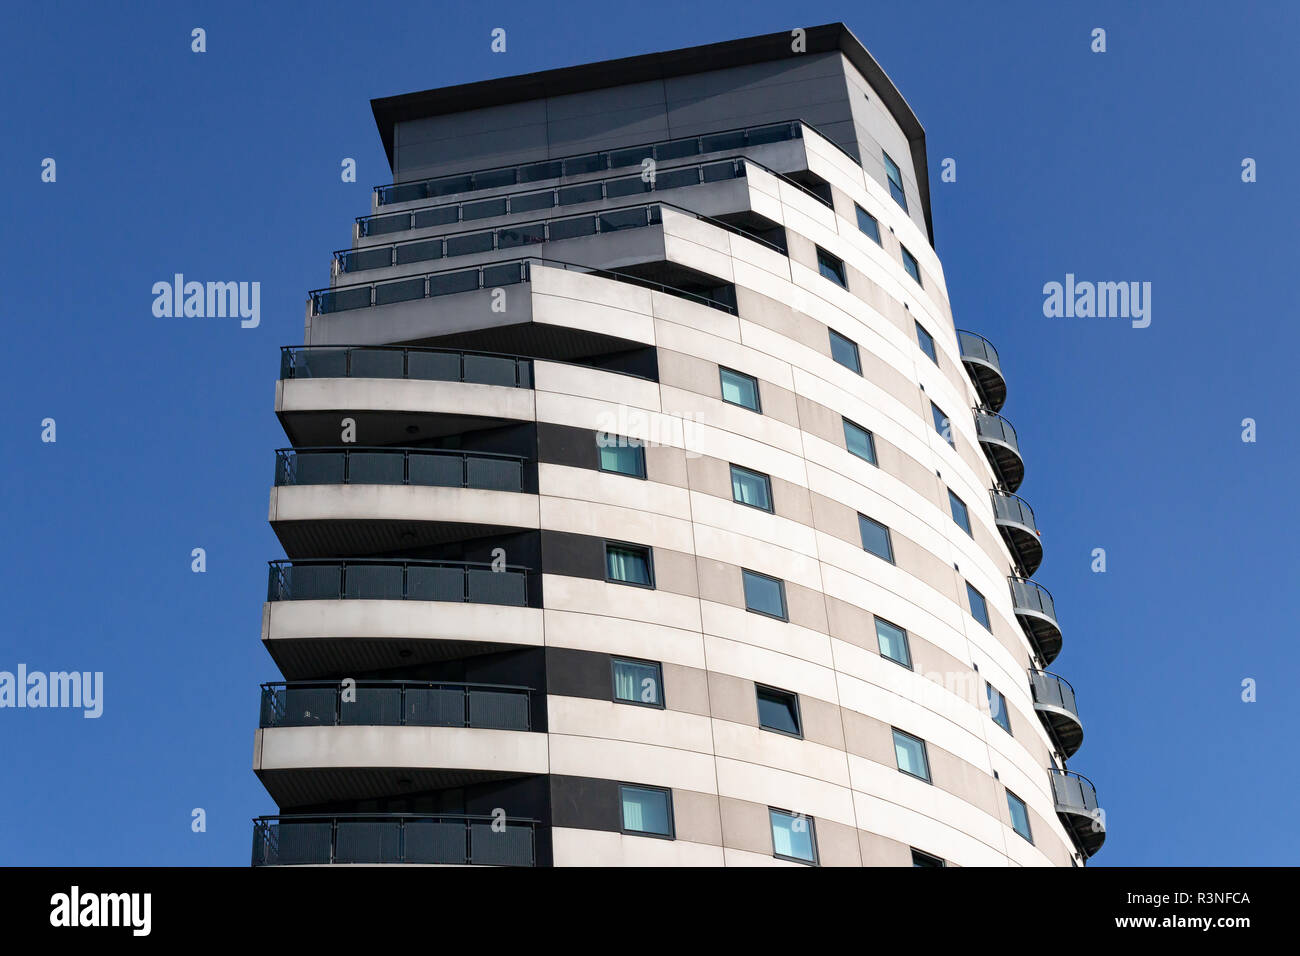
[540,529,607,581]
[536,422,600,470]
[550,775,622,833]
[545,647,613,702]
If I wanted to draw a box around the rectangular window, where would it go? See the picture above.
[901,245,922,286]
[730,464,773,512]
[769,809,818,864]
[858,514,895,563]
[854,204,881,244]
[915,321,937,362]
[613,658,663,708]
[1007,790,1033,843]
[987,682,1012,734]
[967,582,991,630]
[816,246,847,287]
[874,617,912,669]
[719,367,761,412]
[829,329,862,374]
[605,542,654,587]
[893,728,931,782]
[620,784,674,838]
[742,569,787,621]
[843,418,877,464]
[948,490,971,536]
[756,685,802,737]
[597,436,646,478]
[883,151,908,211]
[931,402,953,446]
[911,849,945,867]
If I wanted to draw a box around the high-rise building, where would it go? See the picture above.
[252,22,1103,867]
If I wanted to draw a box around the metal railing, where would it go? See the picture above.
[1029,670,1079,719]
[266,559,530,606]
[252,813,537,866]
[957,330,1002,371]
[973,409,1020,452]
[1009,576,1058,623]
[279,345,532,387]
[274,447,525,492]
[259,680,532,730]
[991,490,1038,532]
[1049,769,1100,815]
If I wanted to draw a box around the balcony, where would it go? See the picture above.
[267,559,533,606]
[276,447,525,491]
[252,813,537,866]
[1029,670,1083,759]
[281,344,532,387]
[957,330,1007,412]
[260,680,532,731]
[1009,576,1062,664]
[974,410,1025,492]
[991,490,1043,576]
[1049,770,1106,858]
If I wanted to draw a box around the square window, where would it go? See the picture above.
[893,728,931,782]
[769,808,818,864]
[816,246,847,287]
[719,367,761,412]
[883,151,908,211]
[854,204,881,244]
[620,784,674,838]
[901,246,922,286]
[829,329,862,374]
[858,514,895,563]
[911,848,945,867]
[605,542,654,587]
[874,617,912,669]
[915,321,937,363]
[843,418,877,464]
[949,490,971,536]
[730,464,773,512]
[987,682,1012,734]
[931,402,953,446]
[742,569,787,620]
[756,685,802,737]
[613,658,663,708]
[1007,790,1033,842]
[597,436,646,478]
[967,583,991,630]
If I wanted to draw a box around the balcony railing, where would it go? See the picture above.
[280,345,533,387]
[259,680,532,731]
[1029,669,1084,759]
[274,447,525,493]
[1009,576,1063,664]
[991,490,1043,576]
[374,119,806,206]
[957,330,1007,411]
[1049,769,1106,858]
[267,559,531,606]
[973,409,1025,492]
[252,813,537,866]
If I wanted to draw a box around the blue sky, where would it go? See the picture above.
[1,0,1295,865]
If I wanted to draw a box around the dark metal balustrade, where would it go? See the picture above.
[266,559,530,607]
[1029,670,1084,759]
[259,680,532,731]
[252,813,537,866]
[1009,576,1063,665]
[973,409,1025,492]
[991,490,1043,576]
[957,330,1007,412]
[1049,770,1106,858]
[274,447,525,493]
[280,345,533,387]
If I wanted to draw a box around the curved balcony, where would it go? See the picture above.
[1009,576,1062,665]
[281,344,533,387]
[260,680,533,731]
[252,813,537,866]
[267,559,533,607]
[1028,670,1083,759]
[276,447,526,491]
[1049,770,1106,858]
[973,410,1025,493]
[991,490,1042,576]
[957,330,1007,412]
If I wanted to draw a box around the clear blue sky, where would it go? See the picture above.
[2,0,1295,866]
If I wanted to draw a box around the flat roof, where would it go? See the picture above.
[370,22,933,243]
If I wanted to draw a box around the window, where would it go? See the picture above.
[620,784,674,838]
[843,418,877,464]
[605,542,654,587]
[930,402,953,446]
[719,367,761,412]
[893,728,931,782]
[967,583,991,630]
[816,246,847,287]
[613,658,663,708]
[911,849,945,867]
[858,514,895,563]
[875,617,912,669]
[948,490,971,535]
[769,809,818,864]
[742,569,787,620]
[730,464,773,512]
[598,436,646,478]
[854,204,881,244]
[756,685,801,737]
[901,245,922,286]
[829,329,862,374]
[1006,790,1033,843]
[987,682,1011,734]
[915,321,937,363]
[883,150,908,210]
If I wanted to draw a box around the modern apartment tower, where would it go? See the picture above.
[252,23,1104,867]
